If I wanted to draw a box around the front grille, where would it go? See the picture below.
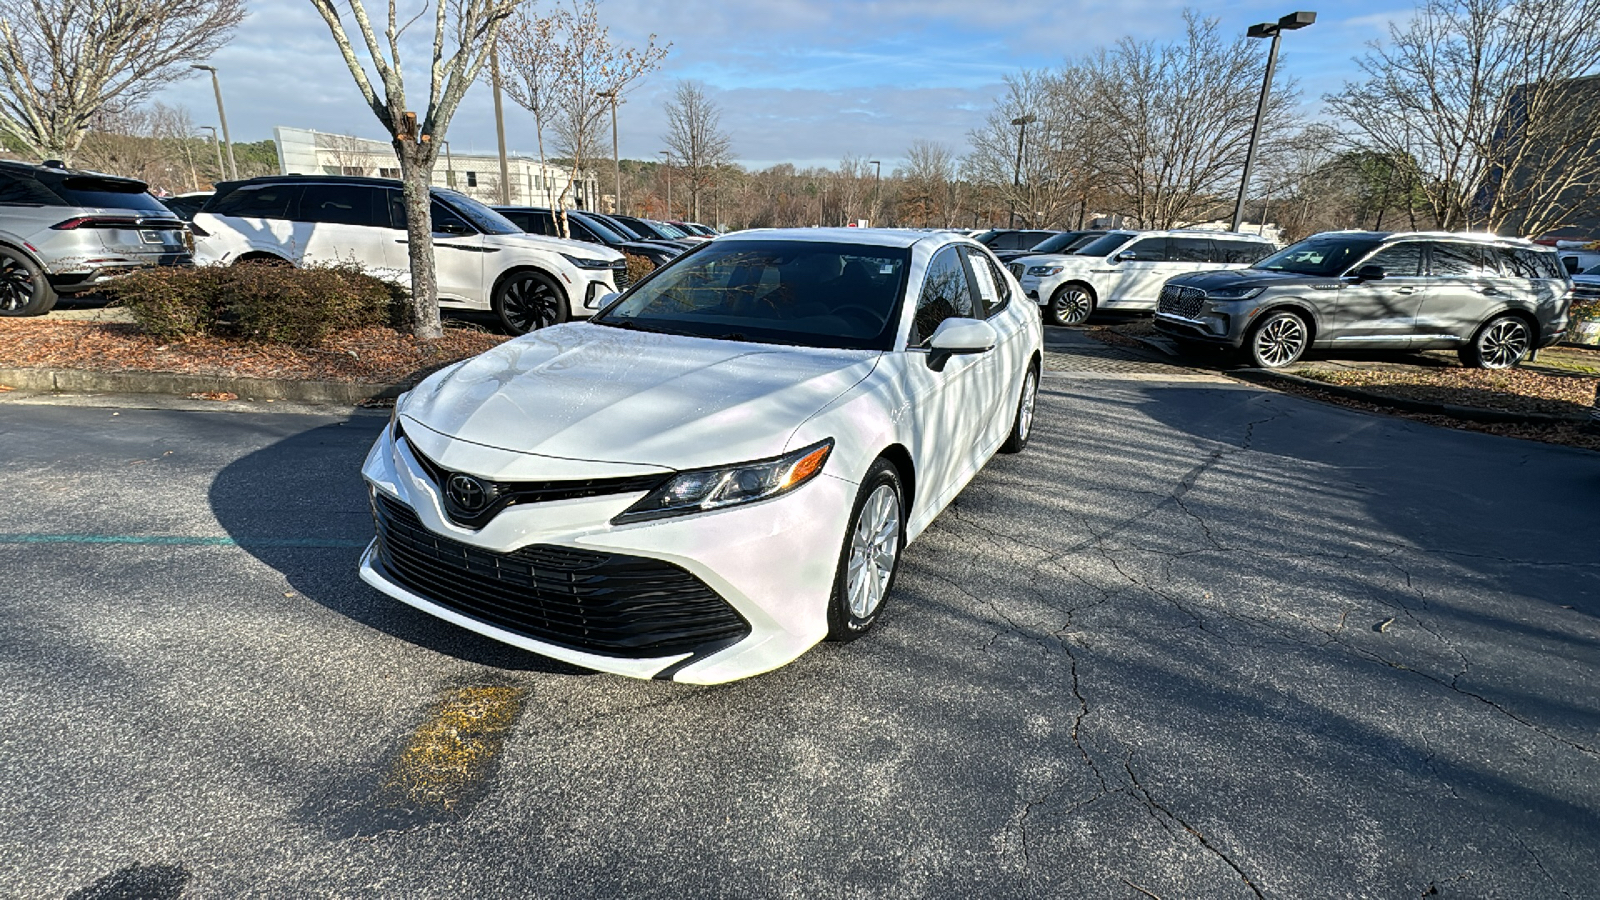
[1158,284,1205,319]
[372,494,751,657]
[1008,262,1025,279]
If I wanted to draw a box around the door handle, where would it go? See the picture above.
[1396,286,1416,294]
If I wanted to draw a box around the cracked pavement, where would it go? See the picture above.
[0,372,1597,898]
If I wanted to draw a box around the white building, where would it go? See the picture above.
[271,126,602,210]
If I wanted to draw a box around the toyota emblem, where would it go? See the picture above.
[445,473,492,514]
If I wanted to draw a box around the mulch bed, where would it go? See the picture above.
[0,319,509,385]
[1290,365,1598,418]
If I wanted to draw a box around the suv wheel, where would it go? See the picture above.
[1048,283,1096,327]
[0,249,58,317]
[493,270,568,335]
[1247,310,1308,368]
[1460,314,1531,369]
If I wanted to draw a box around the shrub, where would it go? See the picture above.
[623,252,656,291]
[108,262,406,345]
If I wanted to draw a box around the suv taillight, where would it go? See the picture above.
[51,216,144,230]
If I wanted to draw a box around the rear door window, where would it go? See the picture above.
[297,184,385,227]
[963,247,1012,317]
[1429,242,1497,278]
[212,184,302,220]
[1215,240,1272,264]
[1120,237,1169,262]
[1495,247,1559,279]
[1168,237,1214,263]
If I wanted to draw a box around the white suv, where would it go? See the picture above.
[192,175,624,334]
[1010,230,1276,326]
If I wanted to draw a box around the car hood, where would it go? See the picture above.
[1011,252,1093,270]
[1165,268,1332,291]
[400,322,880,470]
[484,231,624,260]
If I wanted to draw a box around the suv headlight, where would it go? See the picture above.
[612,439,834,524]
[1203,286,1264,301]
[561,253,617,270]
[1027,265,1064,277]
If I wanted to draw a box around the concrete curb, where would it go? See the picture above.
[0,367,404,406]
[1233,368,1587,425]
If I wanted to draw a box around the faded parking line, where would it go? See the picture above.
[0,534,370,548]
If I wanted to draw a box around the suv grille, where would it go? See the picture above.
[1158,285,1205,319]
[371,493,751,657]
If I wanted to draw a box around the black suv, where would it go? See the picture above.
[1156,231,1570,369]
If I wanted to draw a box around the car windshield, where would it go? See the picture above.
[574,215,630,244]
[1255,236,1384,276]
[1073,232,1136,258]
[1030,231,1098,254]
[434,190,521,235]
[592,240,910,351]
[600,216,647,240]
[650,220,689,238]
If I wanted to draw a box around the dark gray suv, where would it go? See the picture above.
[0,161,191,316]
[1155,231,1570,369]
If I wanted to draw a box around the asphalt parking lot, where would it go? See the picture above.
[2,364,1597,898]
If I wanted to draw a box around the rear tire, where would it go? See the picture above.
[493,270,568,335]
[826,459,905,642]
[0,248,57,316]
[1459,314,1532,369]
[999,365,1039,454]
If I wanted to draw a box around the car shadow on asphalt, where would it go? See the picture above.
[208,418,593,676]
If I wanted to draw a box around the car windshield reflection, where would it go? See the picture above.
[592,240,910,350]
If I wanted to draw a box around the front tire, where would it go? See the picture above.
[493,270,568,335]
[1247,310,1309,368]
[826,459,905,642]
[0,248,57,316]
[1048,283,1096,327]
[1459,314,1531,369]
[999,365,1039,454]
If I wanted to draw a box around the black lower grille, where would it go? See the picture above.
[372,494,750,657]
[1158,284,1205,318]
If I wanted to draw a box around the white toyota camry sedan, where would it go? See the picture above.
[360,228,1043,683]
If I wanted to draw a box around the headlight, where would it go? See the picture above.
[1203,286,1264,301]
[1027,265,1064,277]
[561,253,617,270]
[612,439,834,524]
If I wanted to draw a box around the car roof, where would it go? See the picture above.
[1305,230,1548,250]
[719,227,958,249]
[0,159,147,188]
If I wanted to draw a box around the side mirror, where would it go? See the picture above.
[434,222,472,237]
[925,317,997,370]
[1353,264,1386,282]
[590,291,619,310]
[1113,251,1134,262]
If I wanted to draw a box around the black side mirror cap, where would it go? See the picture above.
[1354,264,1386,281]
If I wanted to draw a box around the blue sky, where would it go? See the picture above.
[151,0,1417,170]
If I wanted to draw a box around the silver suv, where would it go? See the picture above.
[0,161,192,316]
[1155,231,1570,369]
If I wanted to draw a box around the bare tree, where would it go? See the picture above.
[543,0,667,234]
[499,6,560,206]
[1326,0,1600,236]
[318,132,380,176]
[963,71,1083,227]
[0,0,244,163]
[308,0,518,339]
[661,81,731,222]
[77,103,199,190]
[896,140,958,227]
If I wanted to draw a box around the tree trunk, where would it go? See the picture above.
[397,139,444,341]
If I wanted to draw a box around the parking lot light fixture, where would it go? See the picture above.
[1009,114,1036,228]
[870,159,881,225]
[658,150,671,220]
[198,125,224,181]
[191,64,237,181]
[597,90,620,215]
[1230,11,1315,232]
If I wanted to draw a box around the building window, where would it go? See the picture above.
[379,168,399,179]
[466,171,478,187]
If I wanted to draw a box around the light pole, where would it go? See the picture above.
[1231,11,1316,232]
[191,64,237,181]
[441,140,455,188]
[198,125,224,182]
[490,46,511,204]
[597,90,621,214]
[658,150,671,219]
[1009,113,1036,228]
[869,159,881,226]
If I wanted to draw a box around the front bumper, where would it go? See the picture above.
[1153,311,1246,348]
[359,423,855,684]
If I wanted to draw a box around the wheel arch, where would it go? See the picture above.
[876,443,916,522]
[0,239,46,271]
[491,264,569,308]
[232,251,294,267]
[1255,299,1320,342]
[1476,305,1540,342]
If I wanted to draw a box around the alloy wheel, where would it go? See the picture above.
[500,275,561,334]
[1052,287,1093,326]
[1018,370,1037,441]
[1253,314,1306,368]
[1477,318,1530,369]
[0,253,36,313]
[846,484,901,620]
